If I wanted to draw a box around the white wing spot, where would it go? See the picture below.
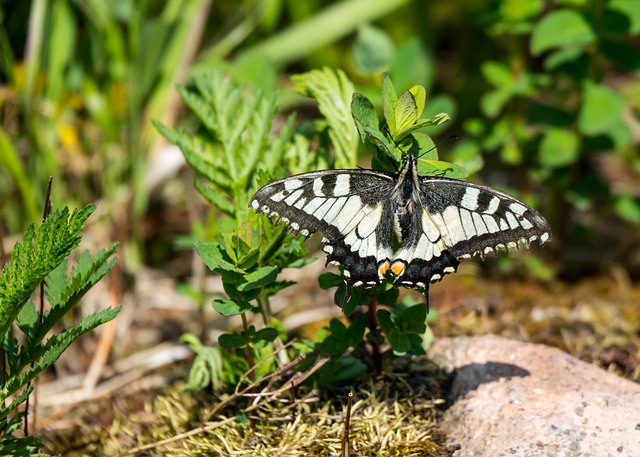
[284,189,303,205]
[333,174,351,196]
[541,232,550,243]
[472,212,488,235]
[461,187,480,210]
[313,179,325,197]
[293,197,307,209]
[290,222,299,231]
[251,200,259,209]
[482,215,500,233]
[442,206,466,245]
[506,211,519,229]
[284,179,304,191]
[300,229,309,237]
[484,196,500,214]
[460,208,475,239]
[509,202,527,216]
[302,197,324,214]
[356,205,383,238]
[520,217,534,230]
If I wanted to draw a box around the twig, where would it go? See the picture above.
[341,391,353,457]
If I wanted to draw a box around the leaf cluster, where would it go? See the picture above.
[0,205,120,454]
[456,0,640,254]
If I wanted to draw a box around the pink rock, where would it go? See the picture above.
[429,335,640,457]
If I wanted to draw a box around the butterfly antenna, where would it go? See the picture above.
[417,134,458,159]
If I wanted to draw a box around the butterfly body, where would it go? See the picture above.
[250,155,551,308]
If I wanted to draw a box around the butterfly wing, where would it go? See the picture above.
[389,175,551,291]
[250,169,396,291]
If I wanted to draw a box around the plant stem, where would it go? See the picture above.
[240,312,256,383]
[367,298,382,374]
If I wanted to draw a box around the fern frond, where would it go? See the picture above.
[0,205,96,340]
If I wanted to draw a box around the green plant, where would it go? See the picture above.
[0,204,120,454]
[159,67,459,387]
[451,0,640,274]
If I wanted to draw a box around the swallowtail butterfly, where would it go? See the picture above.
[250,155,551,311]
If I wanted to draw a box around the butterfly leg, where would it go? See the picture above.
[423,284,430,316]
[342,279,353,309]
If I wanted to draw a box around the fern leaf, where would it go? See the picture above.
[0,205,96,340]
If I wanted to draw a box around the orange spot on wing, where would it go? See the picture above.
[390,261,406,276]
[378,260,391,277]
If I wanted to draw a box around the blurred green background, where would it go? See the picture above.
[1,0,639,282]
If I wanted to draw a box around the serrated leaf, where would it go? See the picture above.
[194,181,235,216]
[237,247,260,270]
[531,10,595,55]
[212,299,252,316]
[237,265,278,291]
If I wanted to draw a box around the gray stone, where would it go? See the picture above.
[429,335,640,457]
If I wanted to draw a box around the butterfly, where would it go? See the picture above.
[249,154,551,312]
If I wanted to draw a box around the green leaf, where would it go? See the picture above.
[614,195,640,224]
[381,72,398,133]
[196,242,245,274]
[352,24,395,75]
[397,303,427,333]
[237,265,278,292]
[0,205,96,341]
[531,10,595,55]
[351,92,397,160]
[318,272,343,289]
[609,0,640,34]
[394,91,418,138]
[254,327,279,343]
[387,329,411,353]
[351,92,379,132]
[219,333,247,348]
[212,299,252,316]
[482,61,513,88]
[578,83,624,136]
[539,129,580,168]
[417,159,468,178]
[292,68,358,168]
[409,85,426,119]
[544,47,587,70]
[481,89,511,118]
